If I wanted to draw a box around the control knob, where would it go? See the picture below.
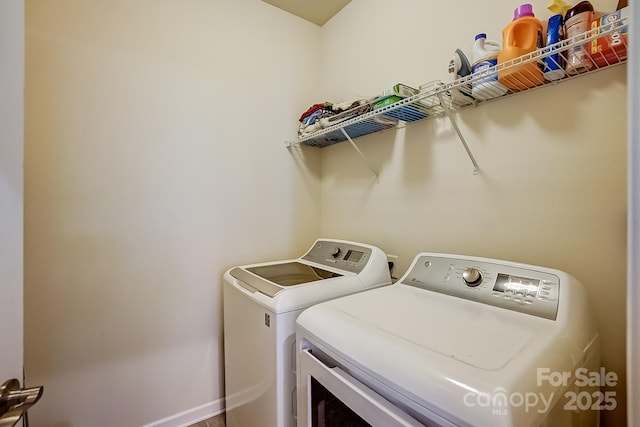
[330,247,342,258]
[462,267,483,287]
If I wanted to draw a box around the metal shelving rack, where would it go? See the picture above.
[285,15,629,178]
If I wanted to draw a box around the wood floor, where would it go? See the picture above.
[188,413,225,427]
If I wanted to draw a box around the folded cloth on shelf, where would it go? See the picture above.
[331,99,371,114]
[299,122,321,136]
[297,98,376,137]
[298,102,333,122]
[319,102,374,128]
[301,109,324,126]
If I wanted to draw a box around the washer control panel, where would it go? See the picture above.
[302,240,373,274]
[402,255,560,320]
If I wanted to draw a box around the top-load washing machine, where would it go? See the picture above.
[296,252,601,427]
[223,238,391,427]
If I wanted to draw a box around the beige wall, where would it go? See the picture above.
[318,1,627,426]
[24,1,321,425]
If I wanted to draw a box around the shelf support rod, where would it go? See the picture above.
[340,128,380,182]
[437,93,479,175]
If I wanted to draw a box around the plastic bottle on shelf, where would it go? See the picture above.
[471,33,508,100]
[564,1,594,74]
[497,4,545,90]
[544,14,566,81]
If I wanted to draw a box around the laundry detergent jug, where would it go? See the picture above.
[498,3,545,90]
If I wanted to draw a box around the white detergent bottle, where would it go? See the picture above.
[471,33,508,101]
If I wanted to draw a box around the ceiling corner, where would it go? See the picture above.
[261,0,352,26]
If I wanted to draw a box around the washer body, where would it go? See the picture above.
[296,252,601,427]
[223,239,391,427]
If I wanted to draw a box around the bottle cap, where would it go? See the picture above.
[547,0,570,16]
[514,3,534,19]
[565,1,594,20]
[475,33,487,40]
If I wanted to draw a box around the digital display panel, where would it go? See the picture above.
[493,273,540,295]
[343,250,364,263]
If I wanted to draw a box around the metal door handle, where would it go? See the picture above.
[0,379,43,427]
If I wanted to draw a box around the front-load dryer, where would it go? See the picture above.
[223,238,391,427]
[296,252,601,427]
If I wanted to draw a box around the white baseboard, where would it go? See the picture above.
[143,399,225,427]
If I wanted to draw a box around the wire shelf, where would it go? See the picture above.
[285,14,628,149]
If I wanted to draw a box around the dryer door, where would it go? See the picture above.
[298,349,424,427]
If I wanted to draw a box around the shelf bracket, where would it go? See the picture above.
[340,128,380,183]
[437,93,479,175]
